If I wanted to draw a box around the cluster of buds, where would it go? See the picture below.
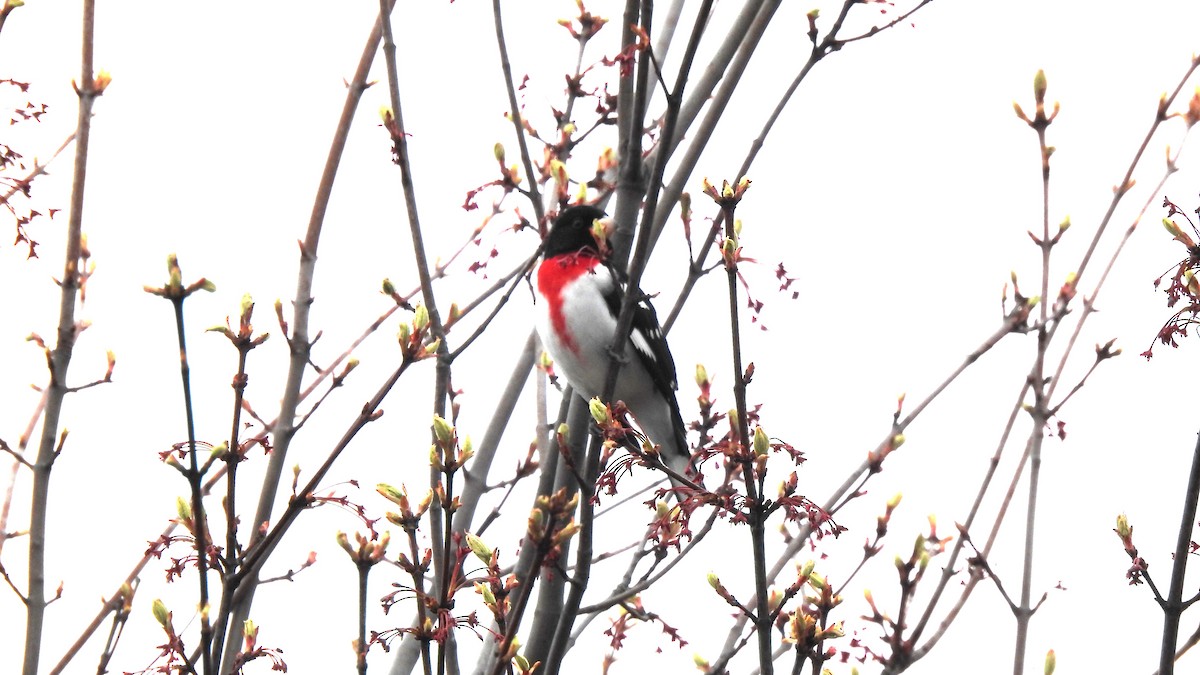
[701,176,752,210]
[1094,338,1121,362]
[649,500,686,549]
[467,531,517,646]
[1114,513,1149,585]
[148,598,188,671]
[143,253,215,301]
[690,364,725,450]
[378,483,433,533]
[527,488,580,563]
[1141,205,1200,357]
[336,530,390,567]
[782,609,844,652]
[587,397,632,451]
[695,364,712,409]
[549,159,571,203]
[504,638,537,675]
[1013,69,1059,130]
[751,425,771,477]
[592,146,617,190]
[430,414,472,474]
[492,143,523,191]
[398,303,441,360]
[702,177,752,270]
[1002,270,1041,331]
[231,618,288,672]
[557,0,608,41]
[208,293,270,352]
[893,517,950,591]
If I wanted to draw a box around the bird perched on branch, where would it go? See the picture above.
[533,204,693,492]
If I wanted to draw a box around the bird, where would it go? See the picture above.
[533,204,694,494]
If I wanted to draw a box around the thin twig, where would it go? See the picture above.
[22,2,97,672]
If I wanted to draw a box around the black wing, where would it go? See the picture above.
[601,265,692,474]
[600,268,679,398]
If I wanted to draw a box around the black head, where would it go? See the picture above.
[545,205,608,258]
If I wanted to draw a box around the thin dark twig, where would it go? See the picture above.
[169,280,214,674]
[492,0,544,225]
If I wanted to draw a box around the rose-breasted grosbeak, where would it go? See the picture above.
[534,204,692,489]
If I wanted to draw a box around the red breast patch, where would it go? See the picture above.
[538,253,601,355]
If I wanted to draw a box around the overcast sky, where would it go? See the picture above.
[4,2,1200,674]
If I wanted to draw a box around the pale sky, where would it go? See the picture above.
[4,2,1200,674]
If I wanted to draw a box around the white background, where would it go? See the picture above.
[3,1,1200,674]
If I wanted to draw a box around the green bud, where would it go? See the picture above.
[151,598,171,627]
[1115,513,1131,539]
[176,496,191,522]
[753,426,770,457]
[377,483,406,506]
[912,534,926,558]
[432,415,454,444]
[476,581,496,605]
[466,532,493,563]
[589,397,610,424]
